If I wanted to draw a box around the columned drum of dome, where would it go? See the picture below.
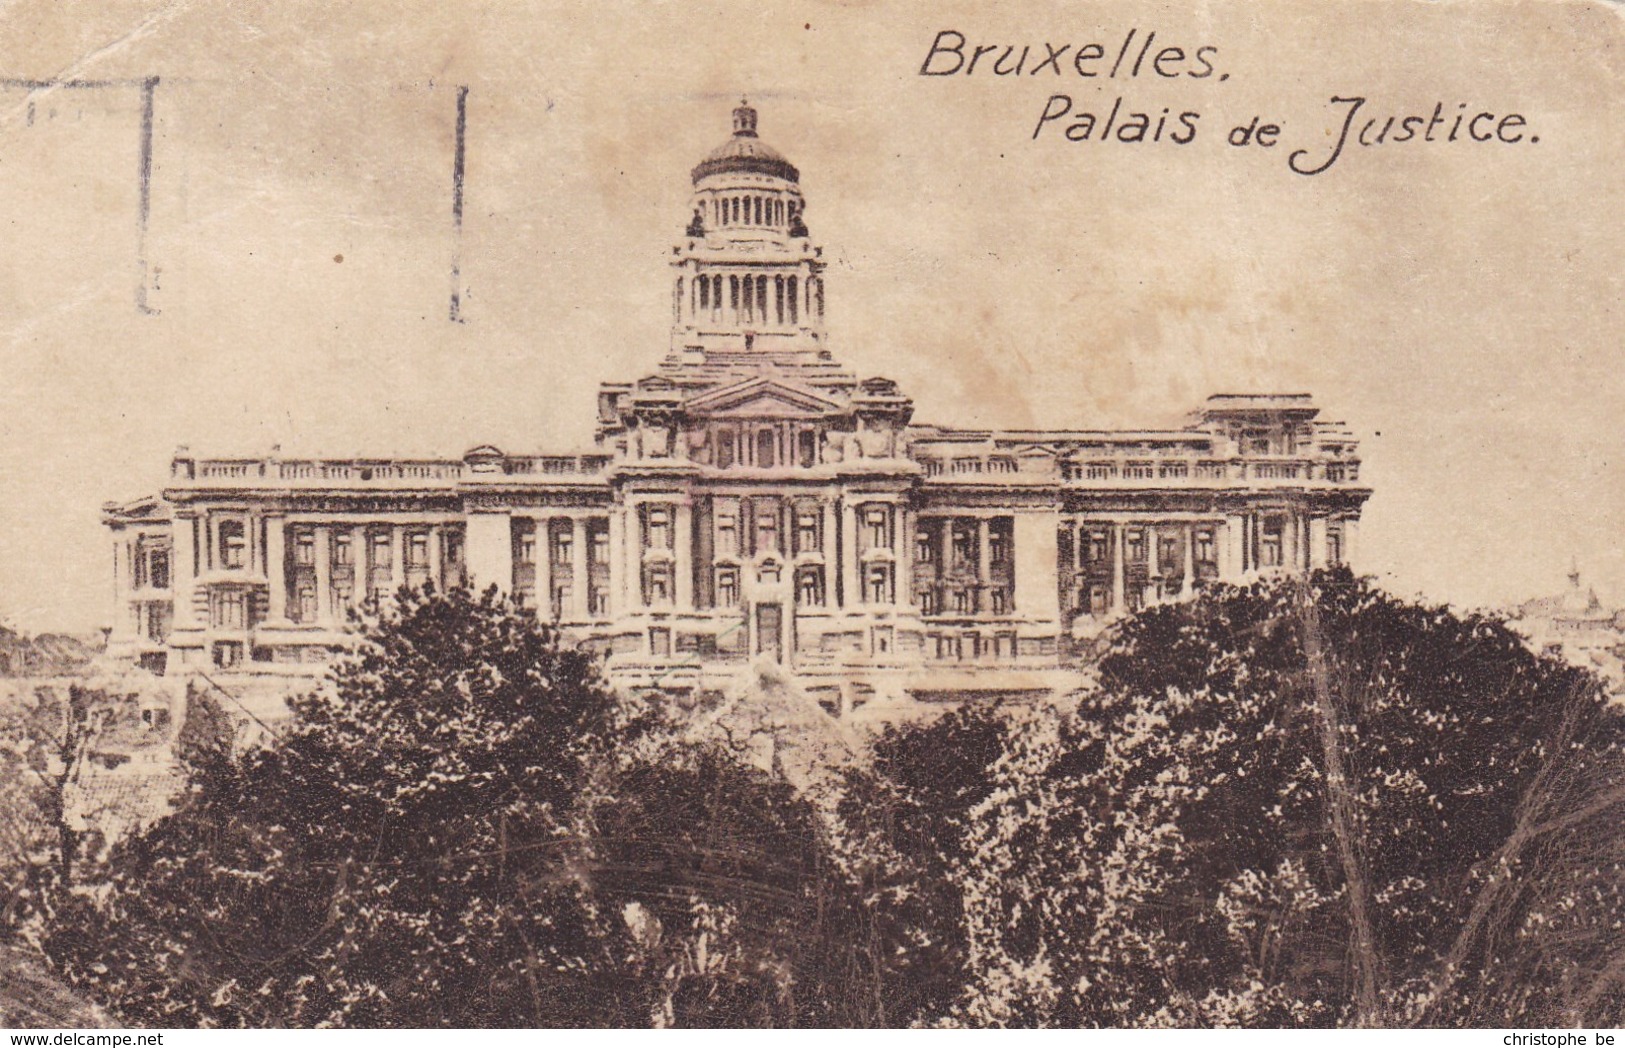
[101,101,1372,722]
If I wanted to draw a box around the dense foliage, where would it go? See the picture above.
[22,571,1625,1027]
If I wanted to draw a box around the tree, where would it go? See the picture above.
[949,569,1625,1026]
[46,586,643,1026]
[833,703,1014,1026]
[42,585,881,1028]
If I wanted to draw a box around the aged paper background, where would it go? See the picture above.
[0,0,1620,632]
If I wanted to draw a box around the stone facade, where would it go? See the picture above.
[102,101,1372,716]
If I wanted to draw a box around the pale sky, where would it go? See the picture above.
[0,0,1621,632]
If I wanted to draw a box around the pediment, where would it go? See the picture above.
[685,376,843,419]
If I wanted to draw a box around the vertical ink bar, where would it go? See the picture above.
[449,84,469,323]
[136,75,159,315]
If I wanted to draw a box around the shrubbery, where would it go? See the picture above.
[16,571,1625,1027]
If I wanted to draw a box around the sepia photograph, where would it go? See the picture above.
[0,0,1622,1031]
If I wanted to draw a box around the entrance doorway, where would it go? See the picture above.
[755,602,783,662]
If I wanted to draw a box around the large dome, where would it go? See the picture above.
[690,100,800,185]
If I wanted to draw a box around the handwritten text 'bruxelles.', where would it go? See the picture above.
[917,29,1540,176]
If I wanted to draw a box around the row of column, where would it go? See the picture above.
[680,272,821,329]
[267,519,453,627]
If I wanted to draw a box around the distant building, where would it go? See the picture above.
[102,101,1372,716]
[1508,565,1625,697]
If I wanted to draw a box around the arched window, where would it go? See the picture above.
[758,275,768,321]
[732,197,741,224]
[774,276,784,325]
[814,278,824,320]
[755,196,764,225]
[756,428,776,468]
[798,428,816,467]
[717,428,735,469]
[788,276,798,324]
[741,273,753,324]
[698,275,709,311]
[673,277,683,322]
[729,275,739,322]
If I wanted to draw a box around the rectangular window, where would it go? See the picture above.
[1086,530,1110,565]
[990,588,1008,615]
[591,527,610,566]
[952,523,975,565]
[442,530,465,588]
[647,508,671,551]
[865,507,890,549]
[1125,529,1146,564]
[716,511,738,557]
[989,529,1010,566]
[219,520,247,570]
[919,588,938,615]
[405,531,430,569]
[145,602,172,642]
[1089,584,1110,616]
[1260,517,1284,568]
[370,531,393,571]
[294,531,316,567]
[1158,535,1181,573]
[213,589,247,629]
[865,565,892,605]
[755,511,778,555]
[650,627,672,657]
[796,567,824,607]
[1195,528,1216,566]
[296,584,318,624]
[333,532,354,567]
[952,588,972,614]
[213,641,243,669]
[1327,524,1344,566]
[716,567,740,608]
[915,530,934,563]
[644,564,671,605]
[796,511,820,555]
[552,526,573,565]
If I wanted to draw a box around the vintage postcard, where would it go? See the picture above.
[0,0,1621,1031]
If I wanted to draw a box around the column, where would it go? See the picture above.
[571,516,589,618]
[1183,523,1196,594]
[427,522,443,589]
[625,500,644,611]
[314,526,333,623]
[900,508,916,607]
[464,512,513,596]
[1284,513,1299,573]
[1341,517,1360,570]
[389,525,405,598]
[1111,522,1126,612]
[172,515,197,628]
[976,518,992,613]
[352,525,369,603]
[607,509,625,616]
[265,516,287,621]
[1222,516,1244,580]
[675,502,694,611]
[1146,523,1160,604]
[842,500,860,608]
[534,517,552,617]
